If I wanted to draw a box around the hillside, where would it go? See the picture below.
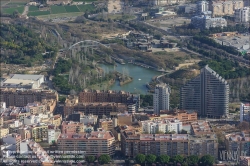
[0,23,58,65]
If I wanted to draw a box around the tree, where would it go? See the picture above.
[185,155,199,166]
[146,154,157,164]
[135,153,146,164]
[171,155,184,164]
[157,155,170,164]
[86,156,95,163]
[199,155,214,166]
[98,154,110,165]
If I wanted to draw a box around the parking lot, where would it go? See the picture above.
[214,34,249,52]
[147,17,190,28]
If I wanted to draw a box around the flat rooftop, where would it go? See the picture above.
[58,131,114,140]
[10,74,44,81]
[3,79,38,85]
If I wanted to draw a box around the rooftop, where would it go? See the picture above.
[191,120,213,135]
[58,131,114,140]
[10,74,44,81]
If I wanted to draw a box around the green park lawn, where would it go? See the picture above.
[28,10,51,16]
[51,5,67,14]
[64,5,80,12]
[77,4,95,12]
[2,6,24,14]
[29,5,39,12]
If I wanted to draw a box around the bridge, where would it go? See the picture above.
[68,40,110,50]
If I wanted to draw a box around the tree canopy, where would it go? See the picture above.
[98,154,110,165]
[199,155,214,166]
[145,154,157,164]
[157,155,170,164]
[135,154,146,164]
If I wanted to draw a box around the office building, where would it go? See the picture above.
[153,83,171,115]
[240,103,250,122]
[191,15,227,29]
[197,1,209,14]
[141,118,182,134]
[0,88,58,107]
[180,65,229,118]
[57,131,115,156]
[235,7,249,22]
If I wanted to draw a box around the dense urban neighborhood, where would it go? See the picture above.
[0,0,250,165]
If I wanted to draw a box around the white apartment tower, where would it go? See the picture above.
[153,83,171,115]
[197,1,209,14]
[235,7,249,23]
[240,103,250,122]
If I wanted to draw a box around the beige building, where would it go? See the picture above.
[0,88,58,107]
[209,0,244,16]
[117,113,132,126]
[121,131,189,157]
[57,131,116,156]
[0,128,9,138]
[159,110,197,124]
[99,118,114,131]
[30,124,48,142]
[79,90,130,103]
[61,121,85,134]
[190,121,213,135]
[64,102,127,117]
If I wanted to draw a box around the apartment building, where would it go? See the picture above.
[197,1,209,14]
[18,127,31,140]
[121,131,189,157]
[2,133,22,152]
[189,134,218,159]
[57,131,115,156]
[48,125,61,144]
[0,128,9,138]
[180,65,229,118]
[159,110,197,124]
[141,118,182,134]
[99,118,115,131]
[61,121,85,134]
[235,7,249,23]
[30,123,48,142]
[190,121,213,135]
[117,113,133,126]
[153,83,171,115]
[0,88,58,107]
[225,131,250,156]
[209,0,244,16]
[79,90,130,103]
[240,103,250,122]
[20,140,54,165]
[64,102,127,117]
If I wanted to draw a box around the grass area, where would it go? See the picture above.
[77,4,95,12]
[2,6,24,14]
[28,10,50,16]
[29,5,39,11]
[64,5,80,12]
[37,12,83,19]
[51,5,67,14]
[0,1,9,5]
[8,2,26,5]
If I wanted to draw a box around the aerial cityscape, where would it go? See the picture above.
[0,0,249,165]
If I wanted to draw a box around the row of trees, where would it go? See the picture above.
[85,154,110,164]
[134,154,215,166]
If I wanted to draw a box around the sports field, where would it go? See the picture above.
[2,6,24,14]
[64,5,80,12]
[51,6,67,14]
[28,10,51,16]
[77,4,95,12]
[29,6,39,12]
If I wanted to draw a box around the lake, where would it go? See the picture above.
[99,63,160,94]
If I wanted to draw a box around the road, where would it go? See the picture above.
[22,5,29,16]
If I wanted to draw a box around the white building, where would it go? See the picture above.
[240,103,250,122]
[197,1,209,14]
[141,118,182,134]
[7,74,44,88]
[48,128,61,144]
[235,7,249,23]
[80,114,98,125]
[23,115,41,125]
[153,83,171,115]
[0,102,6,113]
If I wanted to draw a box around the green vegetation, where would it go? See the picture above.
[0,23,57,65]
[157,155,170,165]
[51,5,67,14]
[73,0,97,2]
[135,154,146,164]
[85,156,96,163]
[29,6,39,12]
[64,5,80,12]
[28,10,50,16]
[2,6,24,14]
[78,4,95,12]
[140,94,153,107]
[146,154,157,164]
[98,154,110,165]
